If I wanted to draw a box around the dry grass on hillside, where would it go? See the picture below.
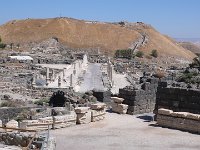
[0,17,196,60]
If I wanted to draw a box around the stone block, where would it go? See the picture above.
[186,113,200,121]
[111,102,128,114]
[158,108,173,116]
[91,109,106,122]
[6,120,18,131]
[75,107,90,114]
[111,97,124,104]
[76,111,91,124]
[90,103,106,110]
[171,112,188,118]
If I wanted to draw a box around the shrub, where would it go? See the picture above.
[115,49,132,59]
[0,101,16,107]
[135,51,144,58]
[34,98,49,106]
[0,43,6,49]
[151,49,158,58]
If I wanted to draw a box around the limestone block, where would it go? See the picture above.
[186,113,200,121]
[76,111,91,124]
[0,120,4,132]
[111,97,124,104]
[171,112,188,118]
[6,120,18,131]
[90,103,106,110]
[158,108,173,116]
[111,102,128,114]
[91,109,106,122]
[75,107,90,114]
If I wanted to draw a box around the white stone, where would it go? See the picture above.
[171,112,188,118]
[111,97,124,104]
[75,107,90,114]
[90,103,106,110]
[158,108,173,116]
[6,120,18,131]
[76,111,91,124]
[111,102,128,114]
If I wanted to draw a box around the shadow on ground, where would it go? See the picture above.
[136,113,155,122]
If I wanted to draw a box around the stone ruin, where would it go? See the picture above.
[157,108,200,134]
[154,81,200,115]
[118,77,158,115]
[111,97,128,114]
[49,90,66,107]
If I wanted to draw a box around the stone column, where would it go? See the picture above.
[46,67,50,83]
[70,74,73,87]
[58,76,61,87]
[63,68,66,79]
[73,64,76,75]
[52,69,55,81]
[32,75,36,86]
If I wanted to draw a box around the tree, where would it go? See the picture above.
[135,51,144,58]
[151,49,158,58]
[10,43,14,49]
[17,43,20,49]
[0,43,6,49]
[189,57,200,68]
[0,36,1,43]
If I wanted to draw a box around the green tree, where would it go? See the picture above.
[135,51,144,58]
[0,43,6,49]
[151,49,158,58]
[0,36,1,43]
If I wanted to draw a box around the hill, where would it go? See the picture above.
[179,42,200,55]
[0,17,196,59]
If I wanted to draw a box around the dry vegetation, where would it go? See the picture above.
[0,17,196,59]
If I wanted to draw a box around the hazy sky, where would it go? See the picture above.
[0,0,199,38]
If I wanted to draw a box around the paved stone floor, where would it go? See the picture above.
[50,112,200,150]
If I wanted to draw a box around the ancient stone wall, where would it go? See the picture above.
[157,108,200,134]
[0,107,51,124]
[155,82,200,114]
[119,78,158,115]
[93,90,111,102]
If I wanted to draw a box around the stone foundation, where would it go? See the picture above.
[19,111,76,130]
[157,108,200,134]
[155,83,200,115]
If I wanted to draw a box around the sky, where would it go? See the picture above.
[0,0,199,38]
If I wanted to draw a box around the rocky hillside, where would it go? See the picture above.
[179,42,200,55]
[0,17,196,59]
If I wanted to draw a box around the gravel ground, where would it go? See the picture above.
[50,112,200,150]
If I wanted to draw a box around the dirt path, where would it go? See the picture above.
[50,113,200,150]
